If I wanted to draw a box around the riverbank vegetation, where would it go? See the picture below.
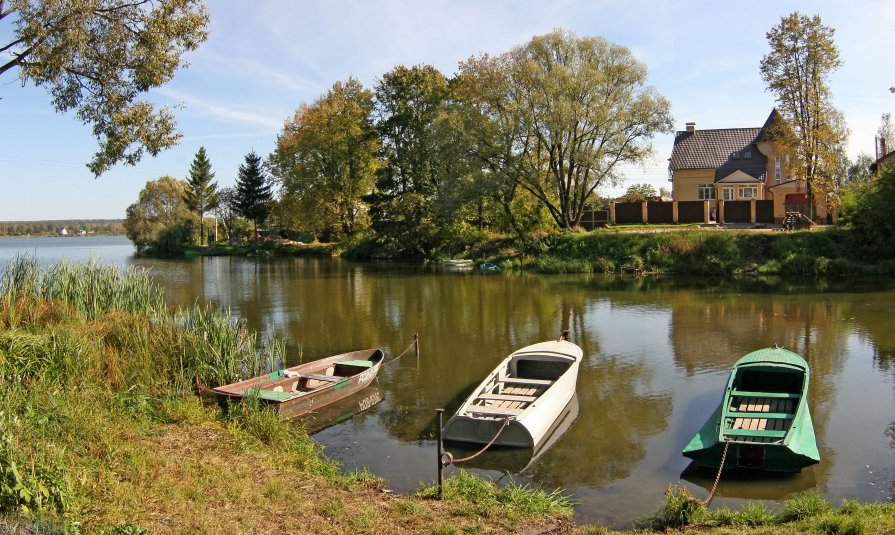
[0,257,572,533]
[499,226,895,277]
[0,220,125,238]
[618,485,895,535]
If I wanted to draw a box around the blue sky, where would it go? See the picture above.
[1,0,893,221]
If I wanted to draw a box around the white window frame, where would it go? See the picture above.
[698,184,716,200]
[739,186,757,199]
[722,187,735,201]
[775,157,782,184]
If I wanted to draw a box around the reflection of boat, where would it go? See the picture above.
[681,462,818,501]
[213,349,384,419]
[683,347,819,473]
[449,393,580,473]
[297,385,384,434]
[443,339,582,448]
[440,259,473,266]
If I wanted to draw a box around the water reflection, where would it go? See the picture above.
[446,394,580,475]
[295,385,385,435]
[128,256,895,526]
[7,238,894,527]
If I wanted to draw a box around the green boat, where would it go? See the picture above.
[683,347,820,473]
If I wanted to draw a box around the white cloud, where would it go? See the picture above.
[154,87,282,130]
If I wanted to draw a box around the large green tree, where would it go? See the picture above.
[366,64,451,256]
[183,146,219,245]
[270,78,378,241]
[0,0,209,175]
[459,30,674,229]
[840,165,895,259]
[760,12,846,220]
[123,175,192,254]
[234,151,272,238]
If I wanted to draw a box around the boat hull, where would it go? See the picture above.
[212,349,384,419]
[443,339,582,449]
[682,347,820,473]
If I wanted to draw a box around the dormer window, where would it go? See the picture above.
[744,150,752,159]
[732,152,740,159]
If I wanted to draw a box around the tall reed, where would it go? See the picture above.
[172,303,282,390]
[0,257,283,392]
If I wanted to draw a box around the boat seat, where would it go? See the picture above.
[301,374,345,382]
[501,377,554,386]
[724,428,787,438]
[729,395,797,416]
[731,390,800,399]
[477,393,536,402]
[466,406,523,416]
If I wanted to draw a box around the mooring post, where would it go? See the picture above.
[415,332,420,372]
[436,408,444,499]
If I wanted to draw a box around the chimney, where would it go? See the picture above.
[686,122,696,133]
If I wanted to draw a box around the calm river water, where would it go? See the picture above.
[2,236,894,527]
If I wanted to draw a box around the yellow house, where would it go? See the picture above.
[669,109,829,223]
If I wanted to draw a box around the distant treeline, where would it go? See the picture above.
[0,219,125,237]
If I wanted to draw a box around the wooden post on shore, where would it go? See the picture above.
[436,408,445,499]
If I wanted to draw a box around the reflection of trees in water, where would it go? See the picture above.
[524,356,671,488]
[146,258,895,485]
[664,292,861,490]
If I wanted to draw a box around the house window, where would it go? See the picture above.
[774,157,782,183]
[722,187,735,201]
[744,150,752,159]
[698,184,716,200]
[739,186,757,199]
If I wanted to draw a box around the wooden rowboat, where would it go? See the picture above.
[442,339,582,448]
[683,346,820,473]
[213,349,384,419]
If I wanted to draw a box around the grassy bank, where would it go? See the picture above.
[0,257,571,534]
[180,226,895,282]
[183,239,339,258]
[487,227,895,278]
[604,485,895,535]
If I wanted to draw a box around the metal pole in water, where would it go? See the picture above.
[436,408,444,499]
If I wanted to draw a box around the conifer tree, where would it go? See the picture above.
[235,151,273,238]
[184,146,219,245]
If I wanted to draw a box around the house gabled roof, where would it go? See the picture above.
[669,109,781,183]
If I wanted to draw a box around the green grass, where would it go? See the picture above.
[638,489,895,534]
[416,470,574,530]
